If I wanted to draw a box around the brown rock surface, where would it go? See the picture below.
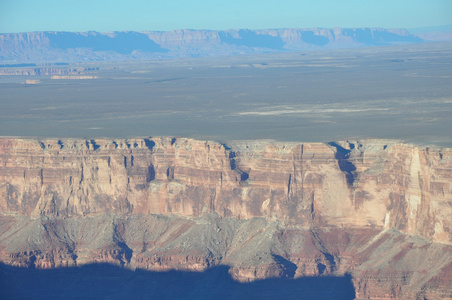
[0,137,451,299]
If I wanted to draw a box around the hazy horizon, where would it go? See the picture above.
[1,0,451,33]
[1,24,452,34]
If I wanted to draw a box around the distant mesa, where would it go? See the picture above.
[51,75,98,79]
[0,67,99,76]
[218,29,286,50]
[407,25,452,41]
[47,31,168,54]
[0,27,439,62]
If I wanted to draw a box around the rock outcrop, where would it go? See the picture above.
[0,137,451,299]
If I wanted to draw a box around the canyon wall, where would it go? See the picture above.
[0,137,451,299]
[1,137,450,243]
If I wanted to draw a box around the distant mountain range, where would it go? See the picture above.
[1,26,451,62]
[407,25,452,41]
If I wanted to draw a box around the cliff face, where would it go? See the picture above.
[1,137,450,242]
[0,28,423,62]
[0,137,451,299]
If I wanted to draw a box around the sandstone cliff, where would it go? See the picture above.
[0,137,451,299]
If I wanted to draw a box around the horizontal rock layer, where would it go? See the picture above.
[0,137,451,299]
[0,28,423,61]
[1,137,451,243]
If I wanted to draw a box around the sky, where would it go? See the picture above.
[1,0,451,33]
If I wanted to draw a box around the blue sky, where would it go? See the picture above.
[1,0,451,33]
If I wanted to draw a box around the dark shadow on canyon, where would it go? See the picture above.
[328,142,357,187]
[0,262,355,300]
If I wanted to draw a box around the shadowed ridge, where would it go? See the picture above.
[219,30,286,50]
[47,31,169,54]
[0,262,355,300]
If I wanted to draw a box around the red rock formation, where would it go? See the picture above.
[0,137,451,299]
